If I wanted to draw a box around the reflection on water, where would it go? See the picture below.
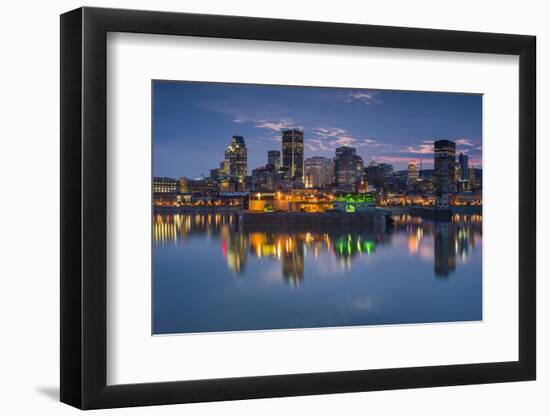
[154,213,481,282]
[153,213,482,334]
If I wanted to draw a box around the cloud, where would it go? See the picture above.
[468,156,482,167]
[402,143,434,155]
[364,138,378,144]
[455,138,476,147]
[306,138,332,152]
[334,135,358,146]
[344,91,378,104]
[233,116,296,132]
[311,128,357,151]
[305,127,382,154]
[254,119,296,131]
[375,155,432,166]
[313,127,348,138]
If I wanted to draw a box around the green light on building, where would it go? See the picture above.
[335,193,376,204]
[334,193,376,212]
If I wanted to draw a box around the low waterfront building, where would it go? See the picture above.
[452,191,482,206]
[248,190,334,213]
[186,178,218,195]
[153,177,177,193]
[332,192,376,213]
[153,192,192,206]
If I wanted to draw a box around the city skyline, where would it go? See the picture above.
[153,81,482,179]
[152,80,483,335]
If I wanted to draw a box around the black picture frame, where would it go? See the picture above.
[60,6,536,410]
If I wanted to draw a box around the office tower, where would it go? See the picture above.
[281,129,304,182]
[251,165,276,191]
[334,145,364,189]
[459,153,469,180]
[364,164,382,188]
[209,168,219,180]
[378,163,394,177]
[219,160,230,177]
[267,150,281,169]
[304,156,334,188]
[434,139,456,209]
[468,166,476,182]
[407,160,420,184]
[225,135,247,183]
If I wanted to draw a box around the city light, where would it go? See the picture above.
[153,137,482,213]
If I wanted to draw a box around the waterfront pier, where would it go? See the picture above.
[238,209,392,232]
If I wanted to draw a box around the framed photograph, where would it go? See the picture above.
[60,7,536,409]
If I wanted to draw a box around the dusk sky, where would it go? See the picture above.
[153,81,482,179]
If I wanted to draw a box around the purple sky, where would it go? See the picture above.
[153,81,482,179]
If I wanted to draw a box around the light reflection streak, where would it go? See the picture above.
[153,212,482,283]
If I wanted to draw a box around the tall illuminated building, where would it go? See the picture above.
[219,160,230,177]
[225,135,247,183]
[267,150,281,169]
[458,152,469,180]
[281,129,304,182]
[334,145,364,189]
[407,160,419,185]
[468,166,476,182]
[304,156,333,188]
[434,139,456,209]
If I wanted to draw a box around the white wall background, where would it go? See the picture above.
[0,0,545,415]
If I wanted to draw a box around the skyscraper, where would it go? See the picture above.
[281,129,304,182]
[218,160,230,177]
[459,153,469,180]
[434,139,456,209]
[304,156,333,188]
[407,160,419,184]
[334,145,364,189]
[267,150,281,169]
[225,135,247,183]
[251,165,276,191]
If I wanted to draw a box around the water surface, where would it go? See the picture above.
[153,213,482,334]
